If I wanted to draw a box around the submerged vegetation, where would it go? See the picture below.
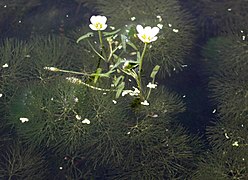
[0,0,247,179]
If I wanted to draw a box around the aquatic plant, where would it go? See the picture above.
[47,15,161,105]
[192,149,248,180]
[202,34,248,120]
[196,30,248,180]
[104,87,198,179]
[0,39,32,101]
[28,35,86,83]
[89,0,195,77]
[202,35,248,75]
[0,141,47,180]
[180,0,248,37]
[9,79,89,152]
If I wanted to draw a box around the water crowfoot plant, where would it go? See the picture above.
[45,15,161,106]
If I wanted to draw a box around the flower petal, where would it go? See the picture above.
[150,36,158,42]
[101,24,108,30]
[151,27,160,36]
[137,34,145,43]
[136,25,144,33]
[90,15,97,24]
[144,26,152,32]
[89,24,98,30]
[100,16,107,24]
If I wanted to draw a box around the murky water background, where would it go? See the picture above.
[0,0,247,179]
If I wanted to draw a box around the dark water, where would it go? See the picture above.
[0,0,247,179]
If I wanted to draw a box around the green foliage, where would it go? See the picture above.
[0,141,47,180]
[192,149,248,180]
[9,78,91,152]
[183,0,248,37]
[102,87,197,179]
[199,32,248,180]
[0,39,32,99]
[203,35,248,75]
[28,35,85,82]
[90,0,195,77]
[202,35,248,120]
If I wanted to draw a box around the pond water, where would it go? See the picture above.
[0,1,247,179]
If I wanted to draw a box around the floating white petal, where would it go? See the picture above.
[141,100,149,106]
[2,63,8,68]
[20,117,29,123]
[82,118,90,124]
[76,115,81,120]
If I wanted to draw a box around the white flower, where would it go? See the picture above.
[20,117,29,123]
[141,100,149,106]
[136,25,159,43]
[82,118,91,124]
[112,100,117,104]
[2,63,8,68]
[147,82,157,89]
[0,94,2,98]
[89,15,107,31]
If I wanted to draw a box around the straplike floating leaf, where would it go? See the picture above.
[92,68,102,84]
[127,41,138,51]
[103,29,121,36]
[113,75,124,87]
[121,34,127,51]
[76,32,94,43]
[116,82,125,98]
[150,65,160,78]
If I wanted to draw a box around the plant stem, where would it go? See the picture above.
[98,30,107,60]
[137,43,147,99]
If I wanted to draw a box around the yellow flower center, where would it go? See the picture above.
[95,22,103,30]
[141,34,151,42]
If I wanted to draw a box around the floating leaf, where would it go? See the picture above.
[92,68,102,84]
[113,75,124,87]
[103,29,121,36]
[116,82,125,98]
[150,65,160,79]
[127,41,138,51]
[76,32,94,43]
[121,34,127,51]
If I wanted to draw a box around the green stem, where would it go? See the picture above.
[146,78,155,100]
[87,40,105,61]
[48,68,91,76]
[137,43,147,99]
[98,30,107,60]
